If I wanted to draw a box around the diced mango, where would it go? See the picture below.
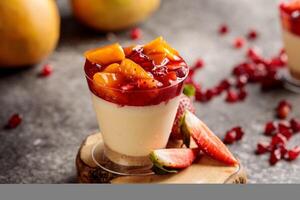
[123,45,136,57]
[119,58,152,79]
[93,72,124,88]
[85,43,125,66]
[143,37,180,61]
[103,63,120,73]
[148,53,169,65]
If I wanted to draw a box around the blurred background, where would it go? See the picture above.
[0,0,300,183]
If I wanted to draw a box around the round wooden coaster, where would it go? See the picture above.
[76,133,247,184]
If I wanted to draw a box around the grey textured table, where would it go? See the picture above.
[0,0,300,183]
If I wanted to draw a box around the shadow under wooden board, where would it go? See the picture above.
[76,133,247,184]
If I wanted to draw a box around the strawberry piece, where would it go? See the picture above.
[150,148,199,174]
[181,111,238,165]
[84,43,125,66]
[170,95,195,140]
[119,58,153,79]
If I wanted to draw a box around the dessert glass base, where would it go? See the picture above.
[282,68,300,93]
[92,141,154,176]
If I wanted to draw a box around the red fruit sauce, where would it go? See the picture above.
[84,45,188,106]
[279,0,300,36]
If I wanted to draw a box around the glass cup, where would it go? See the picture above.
[84,61,188,175]
[279,2,300,92]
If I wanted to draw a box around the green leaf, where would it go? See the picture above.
[183,84,196,97]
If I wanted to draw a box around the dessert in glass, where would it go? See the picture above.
[84,37,189,175]
[280,0,300,91]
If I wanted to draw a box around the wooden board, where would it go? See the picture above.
[76,133,247,184]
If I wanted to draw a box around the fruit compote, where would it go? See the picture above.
[84,37,188,167]
[280,0,300,80]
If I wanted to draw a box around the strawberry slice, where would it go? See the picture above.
[150,148,199,174]
[181,111,238,165]
[84,43,125,66]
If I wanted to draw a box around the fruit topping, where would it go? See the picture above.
[171,95,195,140]
[5,113,22,129]
[149,148,199,174]
[181,110,238,165]
[84,37,188,106]
[85,43,125,66]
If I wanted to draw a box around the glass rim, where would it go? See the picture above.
[84,68,189,93]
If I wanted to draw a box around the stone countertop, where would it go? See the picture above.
[0,0,300,183]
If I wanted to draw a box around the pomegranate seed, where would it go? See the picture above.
[278,122,292,140]
[269,148,282,165]
[238,87,247,100]
[218,24,228,35]
[205,89,215,100]
[5,113,22,129]
[286,146,300,161]
[40,64,53,77]
[193,59,204,69]
[236,75,248,88]
[233,37,245,49]
[247,29,258,40]
[218,79,231,91]
[225,89,239,103]
[130,27,142,40]
[264,121,277,136]
[223,131,236,144]
[290,118,300,133]
[195,91,209,102]
[232,126,244,140]
[279,145,288,158]
[271,133,287,147]
[276,100,292,119]
[246,47,262,63]
[256,142,270,155]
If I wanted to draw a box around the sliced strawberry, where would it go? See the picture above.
[170,95,195,140]
[150,148,199,174]
[119,58,153,79]
[84,43,125,66]
[181,110,238,165]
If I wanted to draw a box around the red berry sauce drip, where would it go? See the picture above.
[279,0,300,36]
[5,113,22,129]
[256,101,300,165]
[84,46,189,106]
[223,126,245,144]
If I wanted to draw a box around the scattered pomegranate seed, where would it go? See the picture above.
[233,37,245,49]
[290,118,300,133]
[256,142,270,155]
[223,131,236,144]
[40,64,53,77]
[269,148,282,165]
[247,29,258,40]
[5,113,22,129]
[278,122,293,140]
[130,27,142,40]
[246,47,263,63]
[193,59,205,69]
[276,100,292,119]
[223,126,244,144]
[238,87,247,100]
[286,146,300,161]
[271,133,287,147]
[235,75,248,88]
[264,121,277,136]
[218,24,229,35]
[218,79,231,91]
[225,89,239,103]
